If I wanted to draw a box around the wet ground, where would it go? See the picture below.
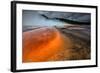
[22,25,90,63]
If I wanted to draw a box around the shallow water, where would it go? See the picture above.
[22,11,91,62]
[22,12,71,29]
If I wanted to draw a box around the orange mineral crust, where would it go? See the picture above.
[22,27,72,62]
